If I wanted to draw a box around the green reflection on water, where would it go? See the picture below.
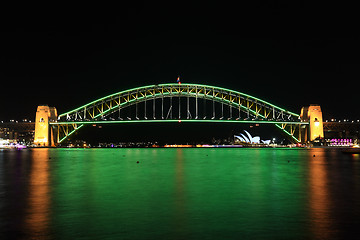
[49,148,312,239]
[4,147,360,239]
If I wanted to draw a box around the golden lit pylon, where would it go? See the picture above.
[300,105,324,142]
[34,105,57,147]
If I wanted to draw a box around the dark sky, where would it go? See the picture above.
[1,2,359,121]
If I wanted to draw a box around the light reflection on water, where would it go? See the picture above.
[0,148,360,239]
[25,149,50,239]
[308,149,333,239]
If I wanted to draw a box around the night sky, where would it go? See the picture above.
[1,2,359,123]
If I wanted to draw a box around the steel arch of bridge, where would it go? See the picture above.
[51,83,307,143]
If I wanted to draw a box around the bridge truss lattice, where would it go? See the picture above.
[51,83,307,143]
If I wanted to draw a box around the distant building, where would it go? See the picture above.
[0,122,35,145]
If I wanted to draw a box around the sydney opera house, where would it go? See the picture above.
[234,130,271,145]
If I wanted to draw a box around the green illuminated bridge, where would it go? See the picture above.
[50,83,308,143]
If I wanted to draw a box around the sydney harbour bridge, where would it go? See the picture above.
[33,83,327,146]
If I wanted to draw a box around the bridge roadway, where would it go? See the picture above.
[5,121,358,131]
[51,119,306,125]
[50,119,306,144]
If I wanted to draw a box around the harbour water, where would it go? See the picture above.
[1,148,360,239]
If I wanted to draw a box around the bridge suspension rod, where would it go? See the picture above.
[153,96,156,119]
[161,94,164,119]
[178,95,181,119]
[195,87,198,119]
[144,98,147,120]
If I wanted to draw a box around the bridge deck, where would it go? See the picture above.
[51,119,307,125]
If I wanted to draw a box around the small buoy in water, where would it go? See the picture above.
[137,161,139,164]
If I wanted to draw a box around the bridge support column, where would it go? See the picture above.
[300,105,324,142]
[34,105,58,147]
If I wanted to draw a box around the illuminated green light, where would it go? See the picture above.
[59,83,299,118]
[58,124,84,143]
[51,119,307,125]
[275,124,300,143]
[90,92,264,121]
[55,83,304,143]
